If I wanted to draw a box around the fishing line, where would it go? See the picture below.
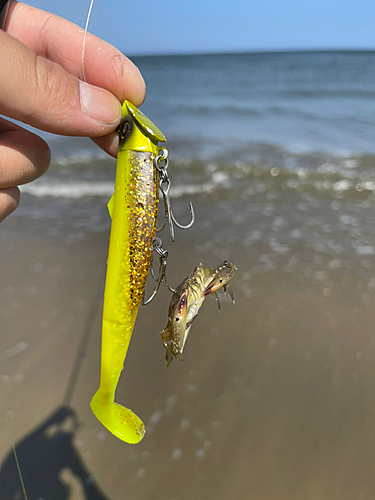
[12,444,28,500]
[0,385,28,500]
[81,0,95,83]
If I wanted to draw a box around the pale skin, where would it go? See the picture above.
[0,1,146,222]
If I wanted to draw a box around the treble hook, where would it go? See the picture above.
[142,238,176,305]
[158,182,195,242]
[155,149,195,242]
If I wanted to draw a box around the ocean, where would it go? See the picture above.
[10,51,375,257]
[2,51,375,499]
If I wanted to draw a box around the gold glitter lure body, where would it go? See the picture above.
[90,101,166,444]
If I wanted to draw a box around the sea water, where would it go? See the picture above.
[8,51,375,262]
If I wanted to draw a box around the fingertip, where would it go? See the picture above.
[0,187,20,223]
[131,67,146,107]
[19,131,51,182]
[91,132,119,158]
[79,81,122,126]
[37,135,52,178]
[0,128,51,186]
[105,50,146,107]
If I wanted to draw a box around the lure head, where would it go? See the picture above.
[118,100,166,155]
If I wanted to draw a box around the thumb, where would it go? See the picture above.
[0,29,121,136]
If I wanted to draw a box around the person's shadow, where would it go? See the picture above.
[0,405,109,500]
[0,274,110,500]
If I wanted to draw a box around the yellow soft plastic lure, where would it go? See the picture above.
[90,101,166,444]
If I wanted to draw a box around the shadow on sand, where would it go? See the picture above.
[0,405,109,500]
[0,273,109,500]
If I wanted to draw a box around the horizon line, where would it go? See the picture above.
[127,47,375,58]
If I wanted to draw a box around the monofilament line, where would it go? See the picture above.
[81,0,95,83]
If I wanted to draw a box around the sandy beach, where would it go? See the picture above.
[1,218,375,500]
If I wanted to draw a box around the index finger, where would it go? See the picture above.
[4,1,146,107]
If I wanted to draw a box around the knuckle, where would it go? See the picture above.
[23,54,74,124]
[38,13,56,56]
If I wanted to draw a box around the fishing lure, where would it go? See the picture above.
[90,101,194,444]
[161,261,237,367]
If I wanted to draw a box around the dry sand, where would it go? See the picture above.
[1,228,375,500]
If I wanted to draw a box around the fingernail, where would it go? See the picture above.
[79,81,121,125]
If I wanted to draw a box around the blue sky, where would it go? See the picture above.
[24,0,375,55]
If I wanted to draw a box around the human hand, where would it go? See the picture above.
[0,1,146,222]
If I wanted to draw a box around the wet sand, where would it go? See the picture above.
[1,227,375,500]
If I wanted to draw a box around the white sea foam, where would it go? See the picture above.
[19,173,231,200]
[0,341,29,362]
[20,182,115,199]
[355,246,374,255]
